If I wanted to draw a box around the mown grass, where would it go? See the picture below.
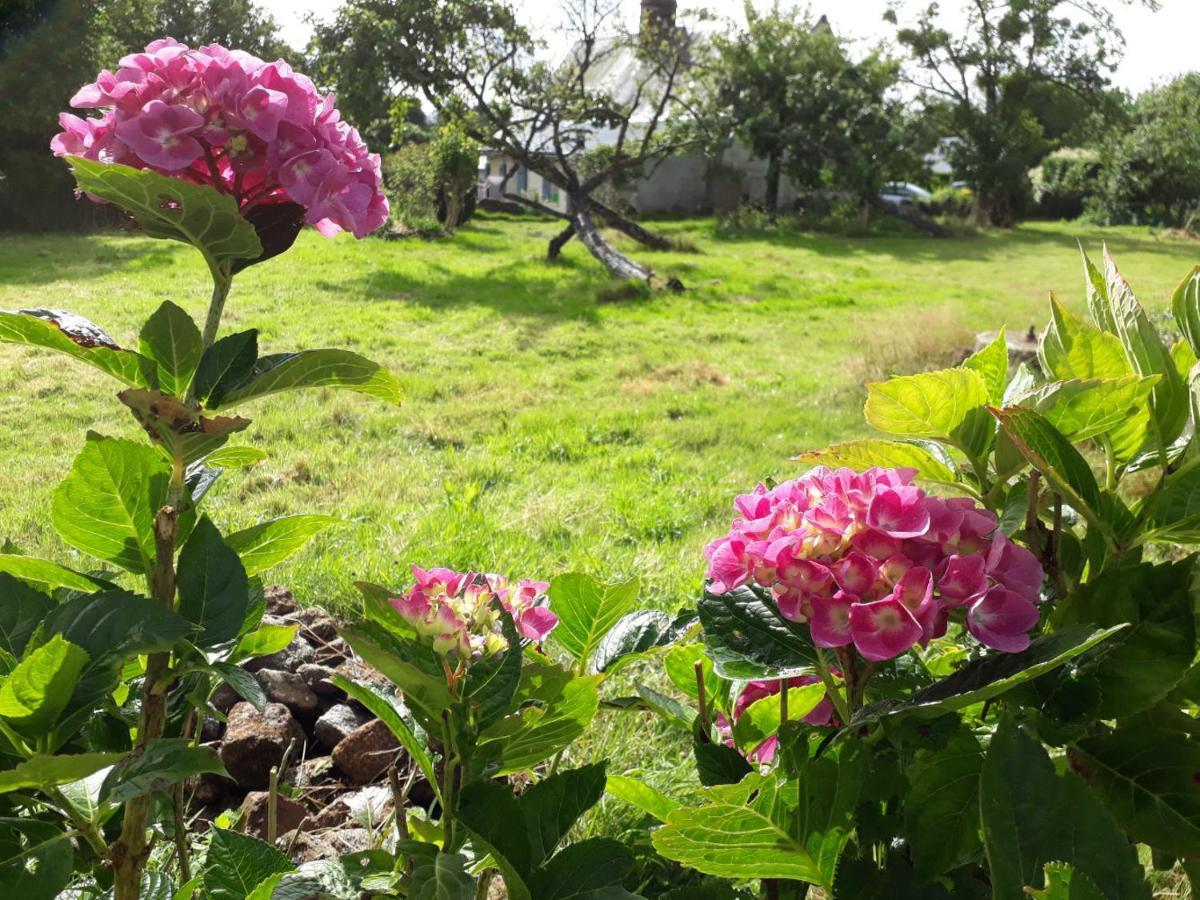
[2,215,1195,612]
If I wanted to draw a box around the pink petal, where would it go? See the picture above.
[849,595,923,661]
[967,585,1039,652]
[809,592,854,648]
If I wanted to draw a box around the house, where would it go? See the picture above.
[479,0,808,216]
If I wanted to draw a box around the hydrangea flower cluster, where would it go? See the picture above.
[51,38,387,238]
[718,677,837,762]
[706,467,1044,660]
[390,566,558,661]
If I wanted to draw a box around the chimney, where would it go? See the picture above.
[640,0,677,42]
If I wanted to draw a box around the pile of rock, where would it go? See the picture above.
[192,587,425,862]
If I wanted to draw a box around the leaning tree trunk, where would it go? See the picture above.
[589,200,671,250]
[548,222,576,258]
[765,152,782,216]
[571,203,650,281]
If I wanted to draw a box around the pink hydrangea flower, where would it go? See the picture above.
[389,566,557,662]
[52,37,388,238]
[705,467,1044,662]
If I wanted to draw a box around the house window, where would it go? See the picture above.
[516,166,528,191]
[499,162,507,177]
[542,178,554,201]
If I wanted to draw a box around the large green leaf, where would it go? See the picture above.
[100,739,226,805]
[794,439,959,489]
[0,307,156,387]
[590,610,694,674]
[1048,560,1196,720]
[229,622,297,663]
[605,775,680,823]
[1172,265,1200,357]
[0,634,88,738]
[1073,727,1200,858]
[963,326,1010,403]
[731,682,826,753]
[1028,863,1107,900]
[864,368,989,441]
[1038,295,1130,382]
[139,301,202,398]
[852,625,1124,725]
[51,435,170,574]
[0,574,52,657]
[67,157,261,275]
[1138,467,1200,543]
[224,515,342,576]
[339,621,455,730]
[464,608,523,731]
[528,838,639,900]
[980,717,1148,900]
[42,589,194,667]
[331,675,441,806]
[548,574,640,667]
[0,751,123,795]
[1021,376,1158,444]
[410,853,477,900]
[204,828,294,900]
[192,329,258,407]
[0,818,74,899]
[698,585,814,678]
[210,349,402,409]
[903,729,983,877]
[0,555,106,593]
[177,517,250,647]
[653,747,864,891]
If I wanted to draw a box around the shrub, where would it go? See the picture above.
[1030,147,1101,219]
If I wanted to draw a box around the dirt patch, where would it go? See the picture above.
[622,361,731,396]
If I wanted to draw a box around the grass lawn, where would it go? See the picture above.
[1,215,1197,613]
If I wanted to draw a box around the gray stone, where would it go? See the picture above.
[219,702,306,789]
[243,639,316,674]
[255,669,319,714]
[278,827,372,864]
[298,663,340,697]
[210,682,240,714]
[314,704,373,751]
[332,719,403,785]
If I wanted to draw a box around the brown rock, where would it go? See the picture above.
[239,790,307,841]
[278,827,372,864]
[315,637,351,666]
[333,657,389,690]
[243,639,316,674]
[332,719,403,785]
[298,663,340,697]
[255,669,319,714]
[187,770,235,805]
[219,702,306,788]
[264,585,296,615]
[286,607,340,642]
[210,682,241,714]
[286,755,335,789]
[314,703,373,751]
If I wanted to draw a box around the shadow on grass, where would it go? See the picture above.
[0,232,179,285]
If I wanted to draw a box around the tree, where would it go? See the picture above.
[311,0,698,282]
[429,121,480,233]
[1092,73,1200,227]
[887,0,1155,227]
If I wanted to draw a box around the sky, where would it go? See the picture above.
[263,0,1199,94]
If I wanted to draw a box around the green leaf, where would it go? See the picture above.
[0,817,74,899]
[1172,265,1200,357]
[224,515,342,577]
[528,838,639,900]
[698,585,814,678]
[903,730,983,877]
[0,555,106,593]
[795,439,959,489]
[211,661,267,712]
[964,326,1010,403]
[731,682,826,753]
[664,642,729,712]
[549,574,640,667]
[1102,247,1189,445]
[477,663,600,775]
[177,517,250,647]
[1072,727,1200,859]
[0,307,156,388]
[864,368,989,440]
[980,717,1148,900]
[100,739,225,804]
[852,625,1125,725]
[693,721,753,787]
[1021,376,1158,444]
[653,747,864,890]
[193,329,259,407]
[51,434,170,574]
[204,445,268,468]
[1138,467,1200,543]
[464,607,523,731]
[42,589,193,667]
[339,621,455,730]
[230,623,298,662]
[1027,863,1106,900]
[204,828,294,900]
[66,157,261,274]
[0,751,123,794]
[0,573,52,657]
[332,674,441,806]
[605,774,680,823]
[0,635,88,737]
[991,407,1115,540]
[1082,244,1118,333]
[210,349,403,409]
[1038,295,1131,381]
[634,681,695,732]
[411,853,477,900]
[590,610,693,674]
[104,872,177,900]
[139,301,202,398]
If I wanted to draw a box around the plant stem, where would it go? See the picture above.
[47,786,108,859]
[814,647,851,725]
[200,268,233,351]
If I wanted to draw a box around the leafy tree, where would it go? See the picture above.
[429,121,480,232]
[1091,73,1200,227]
[311,0,697,282]
[887,0,1155,226]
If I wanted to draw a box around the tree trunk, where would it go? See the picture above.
[443,192,462,234]
[859,198,871,230]
[571,203,651,281]
[588,200,671,250]
[548,222,576,258]
[765,152,782,216]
